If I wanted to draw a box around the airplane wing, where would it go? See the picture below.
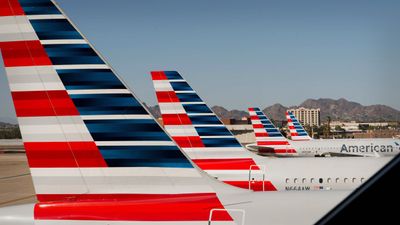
[0,0,235,224]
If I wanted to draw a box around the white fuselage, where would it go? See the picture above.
[205,153,391,191]
[247,138,400,157]
[262,157,390,191]
[290,138,400,157]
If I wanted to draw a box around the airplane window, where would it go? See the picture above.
[344,178,348,183]
[319,178,323,184]
[361,178,365,183]
[285,178,290,183]
[352,178,356,183]
[302,178,306,183]
[311,178,315,183]
[294,178,298,183]
[335,178,340,183]
[327,178,331,183]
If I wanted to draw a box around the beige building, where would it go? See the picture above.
[288,107,320,127]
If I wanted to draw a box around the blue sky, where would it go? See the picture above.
[1,0,399,123]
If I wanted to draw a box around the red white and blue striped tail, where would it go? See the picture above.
[248,108,297,154]
[151,71,277,191]
[286,111,313,141]
[0,0,235,224]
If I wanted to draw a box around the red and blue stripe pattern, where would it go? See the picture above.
[152,71,277,191]
[0,0,234,224]
[286,111,312,141]
[248,108,297,155]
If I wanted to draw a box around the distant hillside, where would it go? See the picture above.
[212,106,249,120]
[299,98,400,122]
[142,98,400,122]
[263,103,288,121]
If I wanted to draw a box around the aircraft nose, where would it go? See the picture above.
[0,204,34,225]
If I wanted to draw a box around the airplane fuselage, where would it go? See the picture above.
[290,138,400,157]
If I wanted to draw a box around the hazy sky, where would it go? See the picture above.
[1,0,399,123]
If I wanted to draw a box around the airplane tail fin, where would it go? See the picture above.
[151,71,277,191]
[248,108,296,154]
[286,111,313,140]
[0,1,234,223]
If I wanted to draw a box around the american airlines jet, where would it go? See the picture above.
[0,1,362,224]
[247,108,399,157]
[286,111,399,156]
[150,71,390,192]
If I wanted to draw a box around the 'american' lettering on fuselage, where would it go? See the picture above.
[341,144,394,153]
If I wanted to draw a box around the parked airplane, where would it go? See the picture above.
[286,111,400,156]
[150,71,390,191]
[0,1,357,224]
[247,108,399,157]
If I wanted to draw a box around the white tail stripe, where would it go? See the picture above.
[67,89,130,94]
[27,15,66,20]
[193,124,225,127]
[53,65,109,70]
[81,115,152,120]
[199,136,235,139]
[0,16,37,42]
[185,151,252,160]
[153,80,174,91]
[95,141,176,146]
[175,91,195,93]
[40,39,87,45]
[18,116,93,142]
[158,103,186,114]
[31,168,202,178]
[182,147,245,152]
[6,66,65,91]
[187,113,215,116]
[164,126,199,136]
[32,176,214,195]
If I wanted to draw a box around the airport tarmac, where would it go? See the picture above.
[0,152,36,207]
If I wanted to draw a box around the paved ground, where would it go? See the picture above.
[0,152,36,207]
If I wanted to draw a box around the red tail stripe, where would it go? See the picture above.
[24,142,107,168]
[11,90,79,117]
[288,126,295,129]
[172,136,204,148]
[252,124,264,129]
[223,181,277,192]
[156,91,180,102]
[34,193,232,221]
[274,149,297,153]
[250,116,259,120]
[151,71,168,80]
[162,114,192,125]
[0,40,52,67]
[192,158,259,170]
[255,133,268,137]
[257,141,289,146]
[0,0,24,16]
[291,133,299,136]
